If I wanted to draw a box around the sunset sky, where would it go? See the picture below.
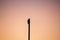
[0,0,60,40]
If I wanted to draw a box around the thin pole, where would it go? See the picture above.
[27,18,30,40]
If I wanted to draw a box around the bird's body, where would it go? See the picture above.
[27,18,30,24]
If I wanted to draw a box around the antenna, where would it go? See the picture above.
[27,18,30,40]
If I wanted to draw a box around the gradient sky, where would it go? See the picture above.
[0,0,60,40]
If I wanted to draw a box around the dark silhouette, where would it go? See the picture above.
[27,18,30,40]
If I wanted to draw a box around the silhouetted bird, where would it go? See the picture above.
[27,18,30,24]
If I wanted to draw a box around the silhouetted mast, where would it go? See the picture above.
[27,18,30,40]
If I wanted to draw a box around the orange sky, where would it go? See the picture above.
[0,1,60,40]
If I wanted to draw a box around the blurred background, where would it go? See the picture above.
[0,0,60,40]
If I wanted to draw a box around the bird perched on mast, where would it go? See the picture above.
[27,18,30,40]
